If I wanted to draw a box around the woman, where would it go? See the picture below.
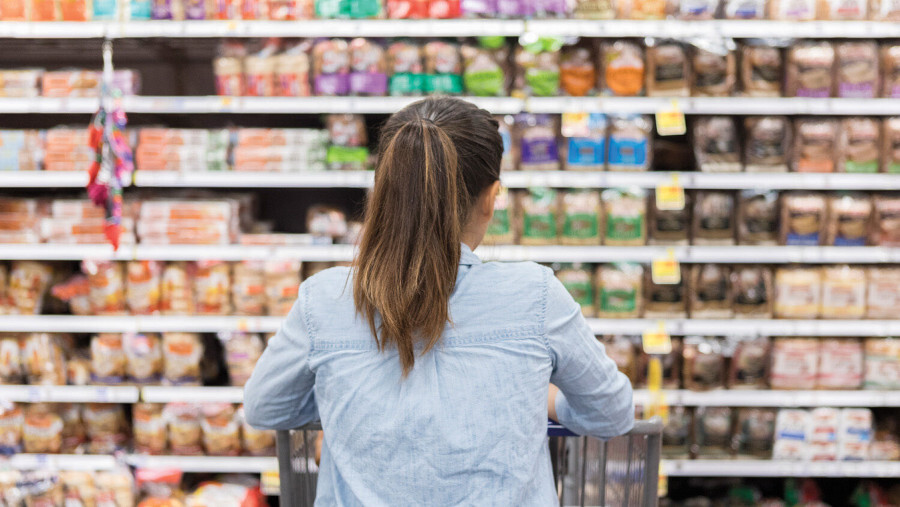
[244,96,634,505]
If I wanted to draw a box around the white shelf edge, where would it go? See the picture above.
[125,454,277,473]
[0,385,139,403]
[8,454,118,471]
[0,315,284,333]
[141,385,244,403]
[526,96,900,115]
[634,389,900,407]
[662,459,900,478]
[527,19,900,39]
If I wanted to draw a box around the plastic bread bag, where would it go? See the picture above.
[242,40,279,97]
[126,261,162,315]
[690,39,737,97]
[649,190,690,245]
[826,193,872,246]
[866,267,900,319]
[8,260,52,315]
[882,45,900,98]
[770,338,819,390]
[643,266,688,318]
[819,0,867,18]
[737,190,779,246]
[22,333,66,385]
[677,0,719,18]
[484,187,514,245]
[124,332,163,385]
[423,41,463,95]
[883,118,900,173]
[724,0,766,17]
[662,406,692,458]
[691,407,733,458]
[786,42,834,97]
[559,42,596,97]
[312,39,350,97]
[728,335,770,389]
[793,118,839,173]
[554,264,595,317]
[461,40,509,97]
[0,402,23,454]
[264,260,301,316]
[0,333,23,384]
[768,0,815,19]
[573,0,615,18]
[239,405,275,456]
[602,187,647,246]
[600,40,645,97]
[81,261,126,315]
[67,350,91,387]
[735,408,776,458]
[23,403,63,454]
[164,402,202,455]
[805,407,838,461]
[307,205,348,240]
[90,333,127,385]
[162,332,203,386]
[50,275,91,316]
[872,193,900,246]
[200,403,241,456]
[872,0,900,18]
[194,260,232,316]
[692,190,736,245]
[816,338,863,390]
[744,116,791,172]
[689,264,733,319]
[563,113,606,171]
[607,114,652,172]
[740,41,783,97]
[838,117,880,174]
[637,337,682,388]
[560,190,602,246]
[835,42,878,98]
[838,408,872,461]
[387,40,425,96]
[692,116,742,172]
[276,41,312,97]
[232,261,266,316]
[497,115,517,172]
[516,187,559,245]
[774,267,822,319]
[682,336,726,391]
[820,265,866,320]
[514,37,561,98]
[160,261,195,315]
[602,335,638,381]
[514,114,560,172]
[82,403,128,454]
[645,39,690,97]
[596,263,644,318]
[864,337,900,389]
[616,0,669,18]
[780,192,827,245]
[218,332,264,387]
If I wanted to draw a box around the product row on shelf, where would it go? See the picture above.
[661,478,895,507]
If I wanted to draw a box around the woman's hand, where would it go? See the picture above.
[548,384,559,422]
[316,431,324,465]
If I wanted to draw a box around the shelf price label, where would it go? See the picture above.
[651,248,681,285]
[561,112,590,138]
[642,321,672,356]
[655,100,686,136]
[655,173,685,211]
[261,470,280,495]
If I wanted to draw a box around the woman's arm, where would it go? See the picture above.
[544,269,635,438]
[243,283,318,430]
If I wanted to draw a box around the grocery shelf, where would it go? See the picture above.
[0,315,283,333]
[633,389,900,408]
[1,244,898,263]
[141,385,244,403]
[662,460,900,478]
[134,170,374,188]
[528,96,900,115]
[587,318,900,336]
[8,454,118,471]
[0,171,88,187]
[125,454,277,473]
[529,19,900,38]
[0,385,139,403]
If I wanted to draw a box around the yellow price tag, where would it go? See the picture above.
[260,470,280,496]
[642,322,672,356]
[658,464,668,498]
[655,173,685,211]
[651,248,681,285]
[561,112,590,138]
[655,100,686,136]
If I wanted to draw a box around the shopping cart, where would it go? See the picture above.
[276,418,662,507]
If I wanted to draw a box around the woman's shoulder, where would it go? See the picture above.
[477,259,552,285]
[302,266,353,299]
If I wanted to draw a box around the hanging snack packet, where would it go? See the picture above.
[387,40,425,96]
[601,40,645,97]
[774,267,822,319]
[423,41,463,95]
[597,263,643,318]
[781,192,827,245]
[607,114,652,172]
[645,40,690,97]
[693,116,742,172]
[744,116,791,172]
[602,187,646,246]
[793,119,839,173]
[517,188,559,246]
[786,42,834,98]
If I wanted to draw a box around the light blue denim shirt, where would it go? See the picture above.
[244,244,634,506]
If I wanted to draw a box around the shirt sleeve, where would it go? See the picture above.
[243,281,318,430]
[544,268,635,439]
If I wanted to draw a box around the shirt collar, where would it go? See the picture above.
[460,243,482,265]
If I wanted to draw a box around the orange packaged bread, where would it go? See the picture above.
[82,261,126,315]
[23,404,63,453]
[133,403,167,455]
[90,333,127,385]
[600,41,644,97]
[560,43,596,97]
[164,402,202,456]
[200,403,240,456]
[194,261,232,315]
[162,332,203,386]
[126,261,162,315]
[160,262,195,315]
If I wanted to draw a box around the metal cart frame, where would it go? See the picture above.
[277,419,662,507]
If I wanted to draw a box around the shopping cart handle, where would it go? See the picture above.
[293,421,578,437]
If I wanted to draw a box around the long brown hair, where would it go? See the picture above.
[353,97,503,376]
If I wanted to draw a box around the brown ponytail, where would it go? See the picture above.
[353,97,503,376]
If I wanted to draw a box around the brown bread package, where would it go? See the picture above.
[689,264,733,319]
[603,335,638,382]
[781,191,827,245]
[732,265,774,318]
[820,265,866,319]
[662,406,692,458]
[740,44,782,96]
[600,40,645,96]
[728,336,770,389]
[744,116,791,172]
[826,193,872,246]
[692,116,742,172]
[835,42,879,98]
[866,267,900,319]
[692,190,736,245]
[649,191,691,245]
[646,42,689,97]
[785,42,834,98]
[692,407,734,458]
[738,190,779,245]
[560,43,596,97]
[884,117,900,173]
[683,336,726,391]
[771,337,819,390]
[690,45,736,97]
[644,266,688,318]
[871,193,900,246]
[882,45,900,98]
[839,117,881,174]
[792,118,839,173]
[774,267,822,319]
[734,408,776,458]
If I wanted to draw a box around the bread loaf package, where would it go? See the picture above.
[556,264,595,317]
[9,261,52,315]
[689,264,733,318]
[560,43,596,97]
[90,333,126,385]
[515,114,560,172]
[484,187,514,245]
[194,260,231,315]
[781,192,827,245]
[774,267,822,319]
[738,190,779,245]
[882,45,900,98]
[276,42,312,97]
[817,338,864,390]
[644,266,687,318]
[312,39,350,96]
[662,406,692,458]
[162,332,203,386]
[771,338,819,390]
[82,403,128,454]
[602,187,647,245]
[728,336,770,389]
[690,44,737,96]
[0,335,23,384]
[677,0,719,18]
[265,260,300,316]
[165,402,202,455]
[219,332,264,386]
[692,116,742,172]
[826,193,872,246]
[126,261,161,315]
[513,41,561,98]
[422,41,462,95]
[793,118,839,173]
[683,336,726,391]
[603,335,638,381]
[786,42,834,97]
[884,117,900,173]
[692,407,733,458]
[516,187,559,245]
[637,337,682,388]
[872,0,900,18]
[23,404,63,453]
[240,405,276,456]
[387,41,424,96]
[349,38,388,96]
[864,337,900,389]
[820,265,866,319]
[461,42,509,97]
[866,267,900,318]
[232,261,265,316]
[769,0,815,19]
[201,403,240,456]
[821,0,867,17]
[871,194,900,246]
[615,0,669,18]
[835,42,878,98]
[597,262,644,318]
[773,409,809,460]
[649,191,690,245]
[124,332,162,385]
[646,41,689,97]
[839,117,881,173]
[600,41,645,97]
[740,43,783,96]
[160,262,195,315]
[573,0,616,17]
[133,403,167,455]
[744,116,791,172]
[564,113,606,171]
[497,115,517,172]
[560,190,602,245]
[0,402,22,454]
[692,191,736,245]
[724,0,766,17]
[23,333,66,385]
[607,114,652,172]
[735,408,777,458]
